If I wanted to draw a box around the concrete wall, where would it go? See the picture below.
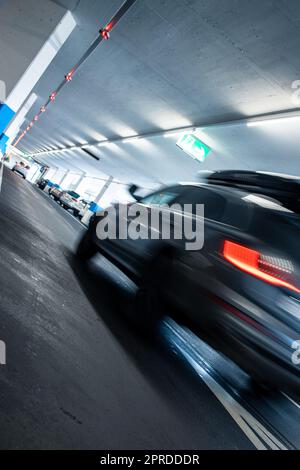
[0,0,76,153]
[0,0,67,97]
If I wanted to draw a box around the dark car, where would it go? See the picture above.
[36,178,49,190]
[76,171,300,395]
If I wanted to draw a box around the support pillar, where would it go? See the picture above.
[58,170,70,187]
[0,2,76,154]
[81,176,114,226]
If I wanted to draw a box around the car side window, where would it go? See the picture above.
[141,187,182,206]
[178,187,227,222]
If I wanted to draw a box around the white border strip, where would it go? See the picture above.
[164,319,289,450]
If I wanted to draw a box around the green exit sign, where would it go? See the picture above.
[177,133,211,162]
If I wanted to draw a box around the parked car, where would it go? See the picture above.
[60,190,86,216]
[49,185,63,201]
[78,200,92,219]
[36,178,49,190]
[76,171,300,396]
[12,162,30,179]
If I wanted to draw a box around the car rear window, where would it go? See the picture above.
[141,187,183,206]
[67,191,80,199]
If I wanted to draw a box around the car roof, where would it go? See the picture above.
[205,170,300,194]
[176,176,300,214]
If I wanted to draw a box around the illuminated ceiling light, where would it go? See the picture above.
[163,131,182,138]
[65,70,74,82]
[96,134,108,141]
[50,92,57,102]
[116,126,139,138]
[247,115,300,127]
[100,28,110,40]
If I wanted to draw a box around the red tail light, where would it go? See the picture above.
[223,240,300,293]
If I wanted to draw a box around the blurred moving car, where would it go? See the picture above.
[60,190,86,216]
[76,170,300,396]
[12,162,30,179]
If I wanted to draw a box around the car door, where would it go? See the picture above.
[166,186,229,322]
[99,186,185,278]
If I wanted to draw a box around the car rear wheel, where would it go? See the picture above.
[128,285,162,335]
[125,249,173,335]
[76,231,98,260]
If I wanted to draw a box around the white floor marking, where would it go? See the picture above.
[164,319,289,450]
[281,392,300,410]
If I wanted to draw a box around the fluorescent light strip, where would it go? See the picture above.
[247,115,300,127]
[24,111,300,157]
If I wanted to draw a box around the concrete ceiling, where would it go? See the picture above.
[15,0,300,184]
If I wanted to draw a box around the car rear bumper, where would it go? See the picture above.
[13,169,26,178]
[60,199,75,209]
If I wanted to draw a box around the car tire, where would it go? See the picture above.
[76,231,98,260]
[125,249,173,335]
[62,204,68,209]
[128,285,161,335]
[73,210,79,217]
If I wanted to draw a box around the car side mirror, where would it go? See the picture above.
[128,184,142,202]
